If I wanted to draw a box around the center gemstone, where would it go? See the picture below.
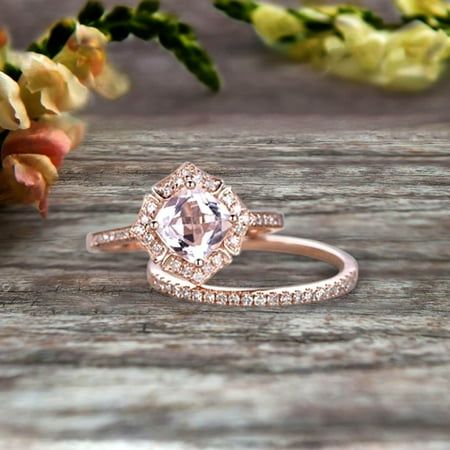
[156,187,232,263]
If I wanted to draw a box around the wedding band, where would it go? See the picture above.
[87,162,283,285]
[148,234,359,306]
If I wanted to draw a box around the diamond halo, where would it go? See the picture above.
[130,162,251,285]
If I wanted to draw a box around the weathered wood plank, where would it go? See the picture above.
[1,0,450,447]
[0,116,449,449]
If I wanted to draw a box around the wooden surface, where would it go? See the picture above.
[0,116,449,449]
[1,0,450,449]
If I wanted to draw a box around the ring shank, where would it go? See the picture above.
[148,235,358,306]
[86,211,284,253]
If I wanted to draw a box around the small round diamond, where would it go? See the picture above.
[133,225,145,237]
[228,293,240,305]
[146,202,157,215]
[204,177,221,192]
[192,270,204,284]
[293,291,302,304]
[216,293,228,305]
[204,292,215,304]
[161,185,172,198]
[280,292,292,305]
[143,233,153,243]
[174,286,184,299]
[266,293,279,305]
[212,253,224,267]
[203,262,214,274]
[170,259,182,272]
[227,235,240,248]
[191,290,203,302]
[254,293,266,306]
[241,294,253,306]
[303,289,313,303]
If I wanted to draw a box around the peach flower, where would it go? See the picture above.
[0,72,30,130]
[0,121,75,216]
[37,114,86,150]
[17,52,89,119]
[0,154,58,217]
[54,23,129,99]
[2,121,72,168]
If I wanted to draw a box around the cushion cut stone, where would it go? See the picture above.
[156,187,232,263]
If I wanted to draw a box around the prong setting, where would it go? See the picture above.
[185,179,196,189]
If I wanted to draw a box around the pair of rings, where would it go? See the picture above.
[87,163,358,306]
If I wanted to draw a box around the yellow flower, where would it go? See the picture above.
[381,21,450,90]
[0,72,30,130]
[324,14,450,91]
[395,0,450,18]
[0,153,58,217]
[17,52,89,119]
[251,4,303,45]
[54,23,130,100]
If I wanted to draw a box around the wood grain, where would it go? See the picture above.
[1,0,450,448]
[0,115,449,449]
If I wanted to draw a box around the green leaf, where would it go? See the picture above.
[136,0,160,16]
[27,42,46,54]
[101,6,133,41]
[45,19,76,57]
[3,63,22,81]
[103,5,133,23]
[130,17,158,40]
[214,0,258,23]
[78,1,105,25]
[108,24,131,41]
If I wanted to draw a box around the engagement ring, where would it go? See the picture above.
[87,162,284,285]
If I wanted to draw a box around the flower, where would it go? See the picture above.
[394,0,450,18]
[37,114,86,150]
[0,153,58,217]
[0,72,30,130]
[0,120,75,217]
[322,14,450,91]
[1,121,73,168]
[17,52,89,119]
[251,4,303,45]
[54,23,130,99]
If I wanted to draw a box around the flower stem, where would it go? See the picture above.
[28,0,221,92]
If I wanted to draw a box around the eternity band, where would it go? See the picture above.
[147,234,359,306]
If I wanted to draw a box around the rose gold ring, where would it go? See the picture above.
[87,162,283,285]
[148,234,359,306]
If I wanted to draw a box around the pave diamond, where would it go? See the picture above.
[156,187,232,263]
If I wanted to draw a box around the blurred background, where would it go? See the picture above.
[3,0,450,121]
